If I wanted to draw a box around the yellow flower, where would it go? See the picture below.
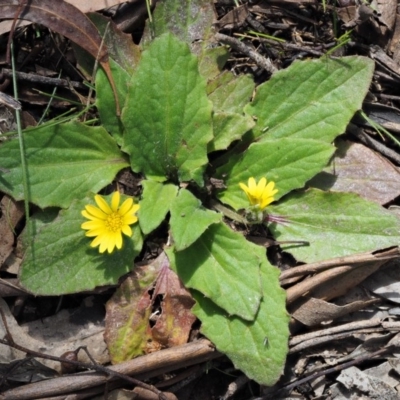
[81,191,140,254]
[239,177,278,210]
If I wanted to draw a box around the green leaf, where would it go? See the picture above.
[93,14,141,144]
[0,121,128,209]
[268,189,400,263]
[96,59,130,144]
[20,195,143,295]
[209,112,255,152]
[167,223,262,320]
[122,33,213,184]
[138,180,179,235]
[193,254,290,386]
[208,73,255,114]
[170,188,222,250]
[244,56,374,142]
[216,138,334,210]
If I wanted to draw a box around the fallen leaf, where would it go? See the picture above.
[0,0,128,36]
[0,194,24,266]
[151,257,196,348]
[309,140,400,205]
[105,252,196,364]
[0,0,120,113]
[291,297,379,327]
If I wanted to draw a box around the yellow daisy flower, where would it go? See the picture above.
[81,191,140,254]
[239,177,278,210]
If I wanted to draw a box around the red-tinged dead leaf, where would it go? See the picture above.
[0,195,24,267]
[150,257,196,349]
[104,260,157,364]
[104,252,196,364]
[0,0,120,114]
[309,140,400,205]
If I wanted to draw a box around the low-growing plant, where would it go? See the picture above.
[1,6,400,386]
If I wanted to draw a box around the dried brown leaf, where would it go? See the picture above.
[309,140,400,205]
[0,195,24,267]
[292,297,378,327]
[0,0,107,62]
[0,0,120,112]
[151,260,196,348]
[105,253,196,363]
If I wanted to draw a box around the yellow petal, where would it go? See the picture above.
[260,196,274,209]
[95,195,112,214]
[99,233,113,253]
[81,210,99,220]
[119,198,134,215]
[85,228,107,237]
[114,231,123,249]
[121,224,132,237]
[123,214,138,225]
[111,191,120,211]
[85,204,108,220]
[81,220,105,230]
[107,236,117,253]
[257,177,267,191]
[90,235,103,248]
[239,182,249,193]
[248,177,256,190]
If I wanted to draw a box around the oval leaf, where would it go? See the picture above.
[0,121,128,208]
[121,32,213,184]
[167,223,262,321]
[244,56,374,143]
[193,255,290,386]
[268,189,400,263]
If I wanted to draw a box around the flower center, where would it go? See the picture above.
[105,212,123,232]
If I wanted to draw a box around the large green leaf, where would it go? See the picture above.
[122,33,213,184]
[0,121,128,209]
[193,254,290,386]
[138,180,179,235]
[216,138,334,210]
[244,56,374,142]
[170,188,222,250]
[20,195,143,295]
[167,223,262,320]
[268,189,400,263]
